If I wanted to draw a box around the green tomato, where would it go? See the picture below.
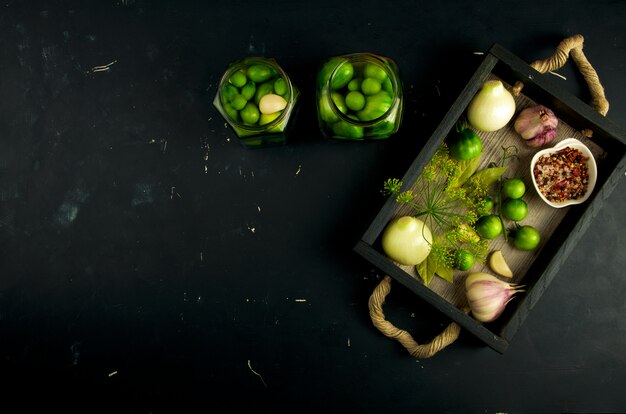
[241,81,256,101]
[475,214,503,240]
[255,81,275,104]
[364,62,388,82]
[230,94,247,111]
[381,76,393,93]
[223,103,239,122]
[345,91,366,111]
[247,64,273,83]
[259,111,281,126]
[330,61,354,90]
[357,91,392,121]
[502,198,528,221]
[273,77,288,96]
[448,128,483,160]
[482,196,494,213]
[455,249,475,271]
[502,178,526,199]
[221,83,238,103]
[318,91,339,123]
[361,77,382,95]
[240,102,260,125]
[331,92,348,114]
[318,57,344,89]
[229,70,247,88]
[511,225,541,251]
[332,120,364,139]
[348,78,362,92]
[370,120,396,136]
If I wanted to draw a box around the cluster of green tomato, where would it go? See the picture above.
[318,60,396,139]
[446,128,540,271]
[475,177,541,251]
[221,63,290,127]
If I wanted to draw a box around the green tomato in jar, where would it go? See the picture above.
[318,91,339,123]
[255,81,275,105]
[331,92,348,115]
[510,225,541,251]
[332,120,364,139]
[241,81,256,101]
[273,77,288,96]
[247,64,273,83]
[448,128,483,160]
[348,78,363,92]
[356,91,392,121]
[345,91,366,111]
[230,94,248,111]
[221,83,238,103]
[229,69,247,88]
[330,61,354,90]
[363,62,388,82]
[361,77,382,96]
[318,57,344,89]
[240,102,260,125]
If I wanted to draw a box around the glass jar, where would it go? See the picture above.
[213,57,299,148]
[316,53,403,141]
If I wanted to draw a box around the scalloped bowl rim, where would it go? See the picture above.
[530,138,597,208]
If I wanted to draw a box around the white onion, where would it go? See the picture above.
[467,80,516,132]
[381,216,432,266]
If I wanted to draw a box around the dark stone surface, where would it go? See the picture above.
[0,0,624,412]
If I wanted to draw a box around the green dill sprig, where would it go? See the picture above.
[382,144,490,277]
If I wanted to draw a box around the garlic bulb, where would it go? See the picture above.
[465,272,524,322]
[513,105,558,147]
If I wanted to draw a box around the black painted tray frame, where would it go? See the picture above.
[354,43,626,353]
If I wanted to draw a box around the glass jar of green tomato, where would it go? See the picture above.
[316,53,403,141]
[213,57,299,148]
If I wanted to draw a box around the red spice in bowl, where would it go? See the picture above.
[530,138,597,208]
[533,147,589,203]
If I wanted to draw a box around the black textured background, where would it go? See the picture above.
[1,0,625,412]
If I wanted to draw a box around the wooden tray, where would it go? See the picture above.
[354,43,626,353]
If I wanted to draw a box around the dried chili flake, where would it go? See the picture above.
[533,146,590,203]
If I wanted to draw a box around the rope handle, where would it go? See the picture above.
[511,34,609,137]
[368,276,468,358]
[368,35,609,357]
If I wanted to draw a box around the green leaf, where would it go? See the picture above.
[416,254,454,285]
[464,166,507,189]
[435,259,454,283]
[450,156,481,188]
[415,256,436,286]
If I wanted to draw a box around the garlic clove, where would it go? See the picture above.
[259,93,287,114]
[488,250,513,278]
[513,105,558,147]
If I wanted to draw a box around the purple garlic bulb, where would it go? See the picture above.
[514,105,558,147]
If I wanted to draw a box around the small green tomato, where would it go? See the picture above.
[361,77,382,95]
[363,62,388,82]
[247,64,273,83]
[345,91,366,111]
[240,102,260,125]
[510,225,541,251]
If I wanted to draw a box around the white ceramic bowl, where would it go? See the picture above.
[530,138,597,208]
